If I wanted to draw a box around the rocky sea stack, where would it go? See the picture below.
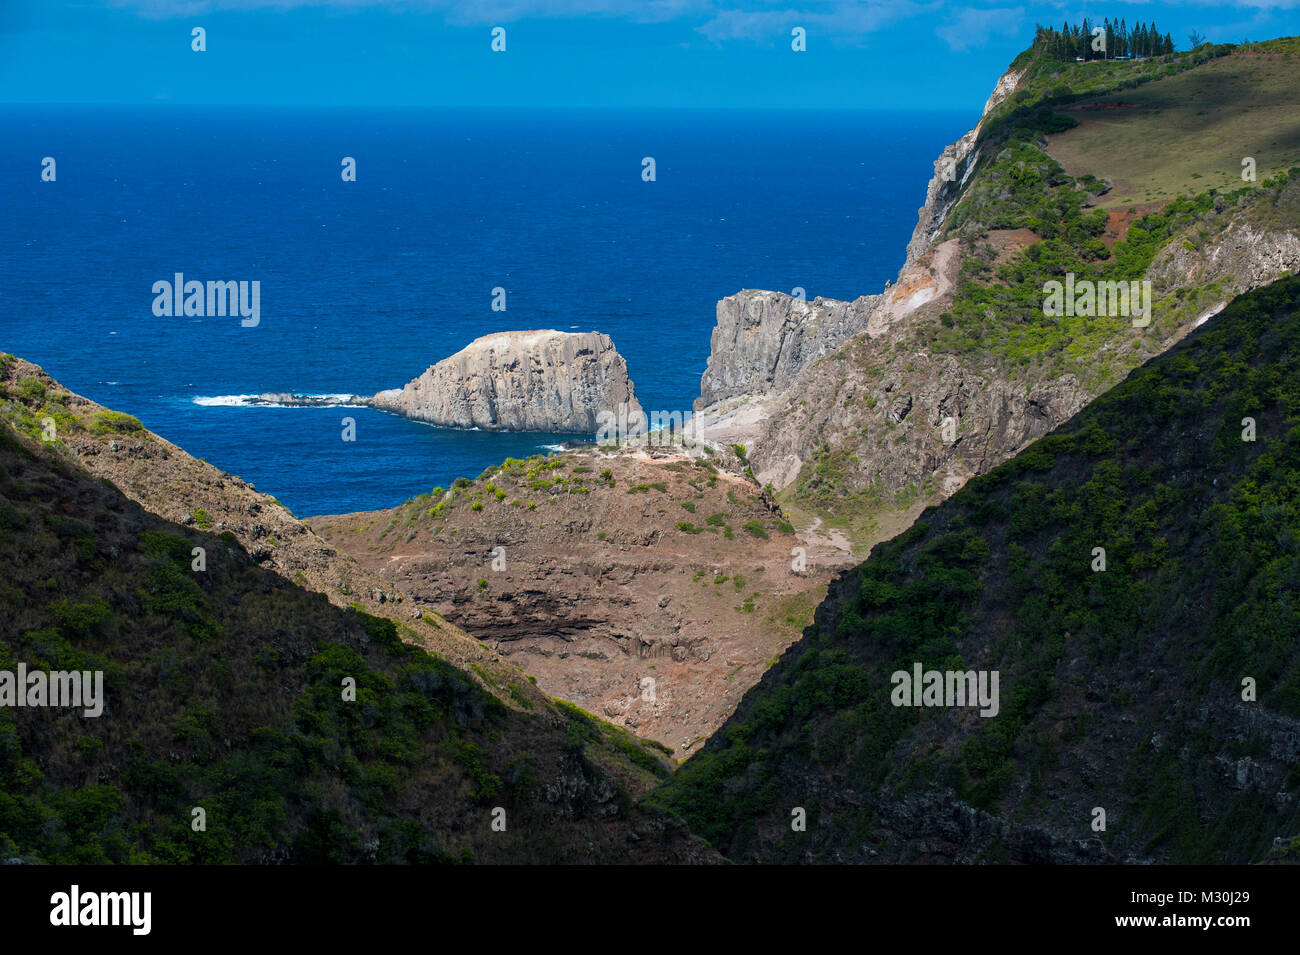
[259,329,643,433]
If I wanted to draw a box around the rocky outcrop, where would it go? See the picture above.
[693,68,1024,424]
[1149,215,1300,302]
[367,330,641,432]
[905,67,1023,262]
[257,330,642,433]
[747,346,1091,493]
[695,291,881,410]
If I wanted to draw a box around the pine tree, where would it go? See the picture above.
[1031,18,1176,62]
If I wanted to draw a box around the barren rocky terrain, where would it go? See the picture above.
[311,443,837,755]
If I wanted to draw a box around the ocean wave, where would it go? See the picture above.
[193,394,258,407]
[193,394,359,408]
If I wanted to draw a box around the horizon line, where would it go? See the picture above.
[0,101,981,112]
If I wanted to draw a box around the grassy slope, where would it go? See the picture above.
[0,355,713,864]
[651,276,1300,864]
[1046,40,1300,207]
[933,37,1299,386]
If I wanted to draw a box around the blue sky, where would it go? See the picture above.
[0,1,1294,109]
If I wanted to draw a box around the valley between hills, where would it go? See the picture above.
[3,28,1299,863]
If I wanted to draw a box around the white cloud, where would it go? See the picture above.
[935,6,1025,52]
[695,2,930,44]
[111,0,713,20]
[104,0,1300,34]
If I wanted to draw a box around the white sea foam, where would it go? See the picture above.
[193,394,257,407]
[193,394,358,408]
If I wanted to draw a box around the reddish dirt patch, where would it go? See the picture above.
[1099,201,1167,248]
[886,270,936,305]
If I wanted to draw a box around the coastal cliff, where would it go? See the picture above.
[692,42,1300,558]
[693,66,1024,420]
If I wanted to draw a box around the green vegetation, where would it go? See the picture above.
[936,50,1299,382]
[0,405,684,863]
[1041,40,1300,206]
[0,435,521,861]
[554,700,671,779]
[91,410,145,434]
[1031,19,1175,62]
[653,277,1300,864]
[627,482,668,494]
[940,183,1270,377]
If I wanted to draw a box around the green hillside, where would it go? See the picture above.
[1046,39,1300,207]
[933,34,1300,387]
[0,374,709,863]
[652,276,1300,863]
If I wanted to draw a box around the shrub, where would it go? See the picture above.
[92,410,144,434]
[15,377,47,402]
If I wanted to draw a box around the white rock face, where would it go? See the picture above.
[695,291,882,411]
[365,330,642,432]
[694,66,1025,424]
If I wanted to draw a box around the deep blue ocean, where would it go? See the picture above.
[0,107,967,516]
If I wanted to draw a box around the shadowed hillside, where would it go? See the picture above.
[0,355,716,864]
[652,276,1300,864]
